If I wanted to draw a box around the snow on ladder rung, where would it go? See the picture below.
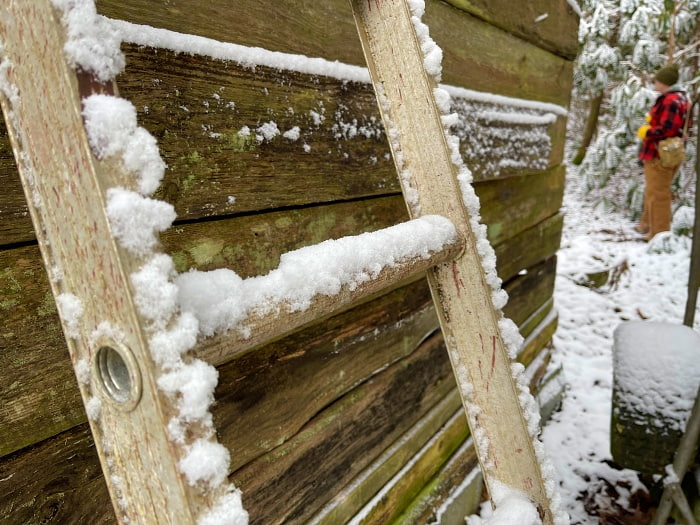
[181,215,464,366]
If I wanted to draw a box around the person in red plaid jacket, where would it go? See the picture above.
[636,64,690,241]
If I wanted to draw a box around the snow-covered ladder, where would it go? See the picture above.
[0,0,558,523]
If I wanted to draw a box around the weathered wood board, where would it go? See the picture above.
[442,0,579,60]
[0,321,560,525]
[0,244,558,460]
[0,46,567,246]
[94,0,574,105]
[0,0,578,521]
[1,177,562,458]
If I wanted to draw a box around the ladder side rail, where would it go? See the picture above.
[348,0,557,521]
[0,3,217,523]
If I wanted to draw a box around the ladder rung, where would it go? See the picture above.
[184,216,465,366]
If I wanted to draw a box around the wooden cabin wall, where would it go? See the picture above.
[0,1,578,523]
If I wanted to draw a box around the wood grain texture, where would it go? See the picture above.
[214,283,440,471]
[310,389,465,525]
[0,261,556,465]
[0,204,559,459]
[396,439,482,525]
[230,333,456,525]
[0,3,222,523]
[0,45,567,247]
[0,159,564,460]
[0,308,559,525]
[425,2,575,105]
[479,166,565,247]
[351,0,556,519]
[95,0,574,106]
[0,424,115,525]
[0,0,574,520]
[442,0,579,60]
[349,408,471,525]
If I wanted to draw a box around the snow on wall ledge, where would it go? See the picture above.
[108,17,566,179]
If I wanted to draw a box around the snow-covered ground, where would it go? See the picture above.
[540,164,699,524]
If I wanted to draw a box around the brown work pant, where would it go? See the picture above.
[640,158,679,238]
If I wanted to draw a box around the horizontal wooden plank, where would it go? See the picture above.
[96,0,574,107]
[190,229,464,370]
[165,197,407,278]
[315,324,559,525]
[386,434,480,525]
[311,389,464,525]
[350,408,470,525]
[0,45,567,246]
[215,260,557,474]
[95,0,367,68]
[0,309,559,525]
[0,123,28,245]
[426,1,575,106]
[402,458,483,525]
[214,283,439,471]
[520,310,559,370]
[0,330,454,525]
[519,297,555,342]
[503,256,557,329]
[0,424,115,524]
[442,0,579,60]
[495,211,563,282]
[396,345,563,524]
[229,332,456,525]
[480,166,565,247]
[0,203,558,458]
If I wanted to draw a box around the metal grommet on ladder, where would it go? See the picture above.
[93,339,142,411]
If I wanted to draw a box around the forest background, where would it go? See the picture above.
[572,0,699,219]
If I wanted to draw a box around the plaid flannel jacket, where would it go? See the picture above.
[639,89,689,161]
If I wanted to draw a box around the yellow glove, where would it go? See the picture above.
[645,114,651,123]
[637,124,651,139]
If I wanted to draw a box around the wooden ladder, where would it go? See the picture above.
[0,0,559,523]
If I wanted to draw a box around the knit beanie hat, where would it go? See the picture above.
[654,65,679,86]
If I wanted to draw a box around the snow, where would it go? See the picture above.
[52,0,125,82]
[82,94,165,196]
[109,17,370,83]
[85,395,102,421]
[176,215,458,338]
[55,292,84,339]
[613,321,700,432]
[106,16,565,180]
[179,438,231,488]
[566,0,583,18]
[539,166,700,524]
[254,121,280,142]
[105,188,176,257]
[199,491,248,525]
[158,359,218,426]
[283,126,301,141]
[74,358,91,386]
[131,254,180,330]
[466,481,541,525]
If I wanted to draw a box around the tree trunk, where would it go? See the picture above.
[572,92,603,165]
